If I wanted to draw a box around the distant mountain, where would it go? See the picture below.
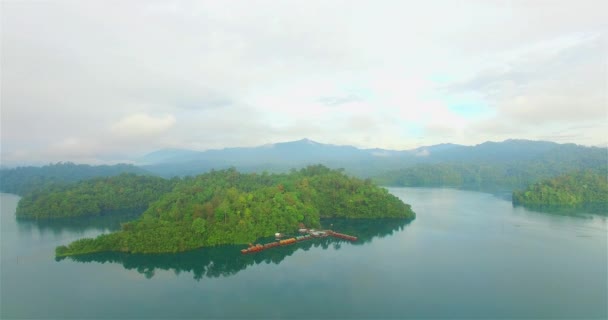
[138,148,202,165]
[2,139,604,195]
[375,141,607,191]
[140,139,370,165]
[0,162,150,196]
[138,138,607,179]
[410,143,462,155]
[414,139,562,163]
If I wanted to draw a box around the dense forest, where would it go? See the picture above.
[59,218,411,280]
[56,165,415,257]
[16,174,176,219]
[140,139,607,180]
[0,162,148,195]
[512,171,608,209]
[3,141,604,196]
[375,154,607,191]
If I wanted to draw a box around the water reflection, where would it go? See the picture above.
[513,203,608,216]
[16,210,143,236]
[59,218,412,280]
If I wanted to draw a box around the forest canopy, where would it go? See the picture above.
[16,174,176,219]
[512,170,608,209]
[0,162,148,196]
[56,165,415,257]
[375,157,607,192]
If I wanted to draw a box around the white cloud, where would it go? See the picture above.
[1,0,606,165]
[111,113,176,137]
[415,149,430,157]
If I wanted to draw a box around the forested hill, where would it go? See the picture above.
[0,162,149,196]
[374,144,607,191]
[17,174,176,219]
[2,140,604,195]
[61,219,411,280]
[56,165,415,256]
[138,139,606,180]
[512,171,608,209]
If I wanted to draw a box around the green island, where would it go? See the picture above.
[59,219,411,280]
[56,165,415,257]
[512,170,608,209]
[17,174,175,219]
[376,158,606,192]
[0,162,147,196]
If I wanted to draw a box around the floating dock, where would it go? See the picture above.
[240,229,357,254]
[326,230,358,241]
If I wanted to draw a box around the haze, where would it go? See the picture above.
[1,0,606,165]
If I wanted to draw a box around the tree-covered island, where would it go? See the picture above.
[16,174,176,219]
[0,162,148,196]
[56,165,415,257]
[512,170,608,209]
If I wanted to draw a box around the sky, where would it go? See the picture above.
[1,0,607,165]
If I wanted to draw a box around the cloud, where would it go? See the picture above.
[440,33,607,145]
[415,149,430,157]
[1,0,606,165]
[318,94,364,106]
[111,114,176,137]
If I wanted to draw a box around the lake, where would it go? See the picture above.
[1,188,606,318]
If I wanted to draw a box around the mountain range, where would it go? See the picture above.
[2,138,605,196]
[138,138,606,178]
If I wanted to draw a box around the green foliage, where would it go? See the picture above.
[17,174,176,219]
[375,155,607,192]
[513,170,608,208]
[60,218,411,280]
[0,162,148,196]
[56,165,415,256]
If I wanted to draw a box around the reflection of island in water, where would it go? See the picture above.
[513,203,607,217]
[58,218,413,280]
[16,209,143,236]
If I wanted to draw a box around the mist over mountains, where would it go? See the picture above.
[137,138,606,178]
[2,138,604,197]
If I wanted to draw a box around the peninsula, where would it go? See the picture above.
[17,174,174,219]
[512,170,607,209]
[56,165,415,256]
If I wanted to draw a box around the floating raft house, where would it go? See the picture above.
[240,229,357,254]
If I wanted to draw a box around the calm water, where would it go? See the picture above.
[1,188,607,319]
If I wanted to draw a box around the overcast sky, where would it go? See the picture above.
[1,0,606,165]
